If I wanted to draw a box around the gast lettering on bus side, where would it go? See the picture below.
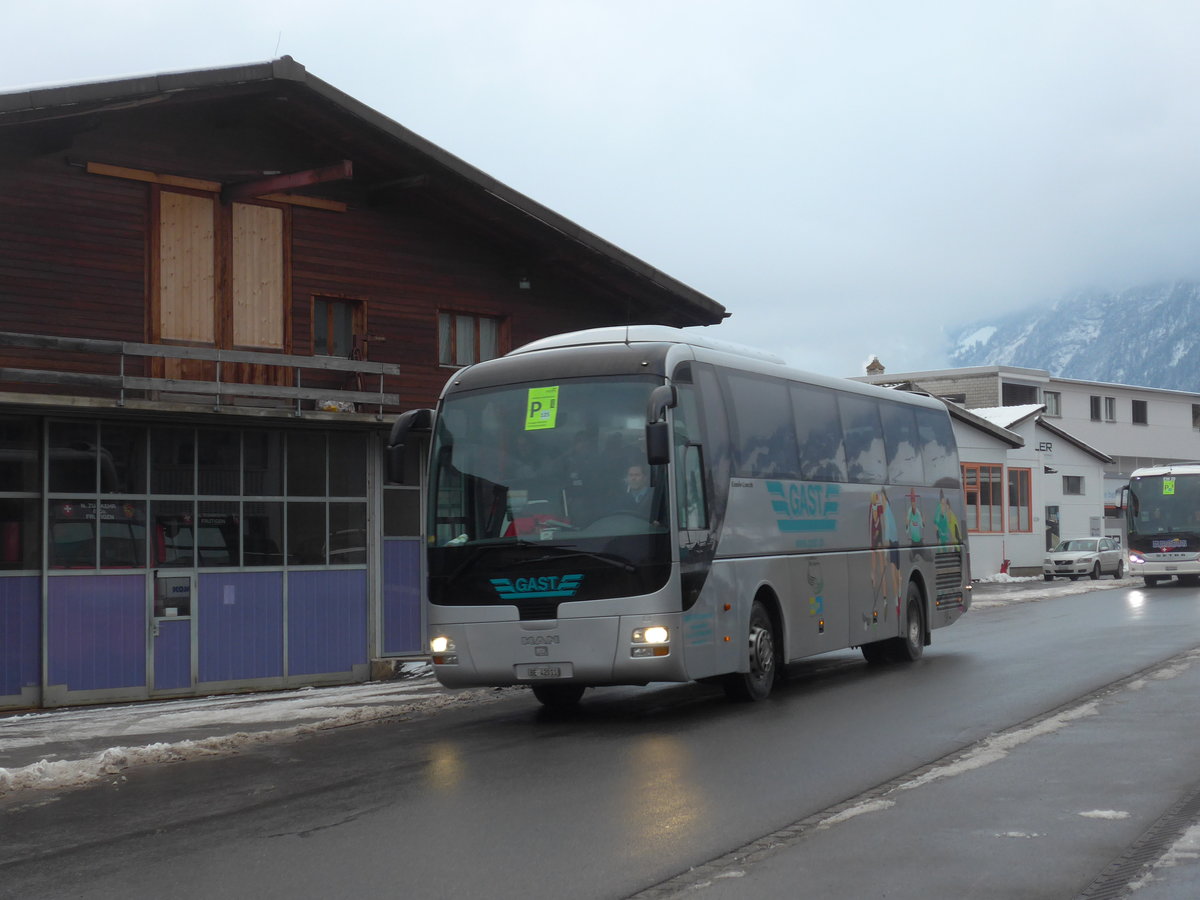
[766,481,841,533]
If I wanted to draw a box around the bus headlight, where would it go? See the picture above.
[632,626,669,644]
[631,626,670,658]
[430,635,458,665]
[1129,552,1145,564]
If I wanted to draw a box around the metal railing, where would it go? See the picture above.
[0,331,402,416]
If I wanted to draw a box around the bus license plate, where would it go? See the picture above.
[515,663,573,680]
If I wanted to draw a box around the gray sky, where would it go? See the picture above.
[5,0,1200,376]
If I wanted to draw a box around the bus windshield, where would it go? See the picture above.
[428,375,669,547]
[1128,474,1200,537]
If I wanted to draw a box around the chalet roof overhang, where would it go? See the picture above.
[0,57,728,327]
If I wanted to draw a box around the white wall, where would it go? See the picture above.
[951,422,1013,579]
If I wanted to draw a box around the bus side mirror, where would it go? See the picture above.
[645,385,677,466]
[387,408,433,483]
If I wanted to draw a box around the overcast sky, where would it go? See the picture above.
[4,1,1199,376]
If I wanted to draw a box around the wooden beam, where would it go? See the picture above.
[259,192,347,212]
[86,161,222,193]
[221,160,353,203]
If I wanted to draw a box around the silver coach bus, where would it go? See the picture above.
[388,326,971,708]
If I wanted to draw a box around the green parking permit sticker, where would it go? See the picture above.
[525,386,559,430]
[1164,477,1176,495]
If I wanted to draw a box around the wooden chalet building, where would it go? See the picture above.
[0,58,727,709]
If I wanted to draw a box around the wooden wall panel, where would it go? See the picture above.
[232,203,284,349]
[158,191,215,343]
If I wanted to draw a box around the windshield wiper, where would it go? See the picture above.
[524,548,637,573]
[444,539,542,582]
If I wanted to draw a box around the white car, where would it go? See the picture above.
[1043,537,1125,581]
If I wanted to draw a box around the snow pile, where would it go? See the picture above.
[0,680,507,796]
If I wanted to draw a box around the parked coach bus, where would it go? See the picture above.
[1124,463,1200,586]
[387,326,971,707]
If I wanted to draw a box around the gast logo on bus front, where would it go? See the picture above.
[490,574,585,599]
[766,481,841,533]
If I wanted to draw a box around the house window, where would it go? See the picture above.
[1063,475,1084,495]
[962,463,1004,533]
[1089,396,1102,422]
[1043,391,1061,417]
[1132,399,1148,425]
[439,313,501,366]
[1104,396,1116,422]
[1008,467,1032,532]
[1002,383,1038,405]
[1192,404,1200,430]
[313,297,365,357]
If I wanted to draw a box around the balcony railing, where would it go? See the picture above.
[0,331,401,416]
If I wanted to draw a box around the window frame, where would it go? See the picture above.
[438,311,505,367]
[312,295,367,358]
[1043,391,1061,417]
[962,462,1004,533]
[1063,475,1085,496]
[1007,467,1032,533]
[1132,399,1148,425]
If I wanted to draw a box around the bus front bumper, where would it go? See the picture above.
[427,612,690,689]
[1128,552,1200,578]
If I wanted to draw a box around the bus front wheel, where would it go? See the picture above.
[531,683,586,709]
[1144,576,1162,588]
[723,600,777,702]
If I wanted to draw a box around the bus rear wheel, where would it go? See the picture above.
[723,600,777,702]
[895,585,925,662]
[531,683,586,709]
[862,583,924,663]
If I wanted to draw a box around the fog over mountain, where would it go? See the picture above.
[948,282,1200,393]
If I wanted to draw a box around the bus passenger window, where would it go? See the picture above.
[681,445,708,530]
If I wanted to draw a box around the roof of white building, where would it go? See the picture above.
[972,405,1045,429]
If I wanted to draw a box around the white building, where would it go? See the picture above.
[861,364,1174,576]
[968,405,1113,574]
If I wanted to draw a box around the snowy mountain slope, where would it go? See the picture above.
[949,282,1200,391]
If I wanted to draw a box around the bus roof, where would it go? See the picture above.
[493,325,947,413]
[1130,463,1200,478]
[509,325,788,365]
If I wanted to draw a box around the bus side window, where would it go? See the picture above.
[681,444,708,530]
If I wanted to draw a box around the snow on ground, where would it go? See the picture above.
[0,671,512,796]
[969,573,1141,608]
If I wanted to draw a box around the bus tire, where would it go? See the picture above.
[894,584,925,662]
[532,683,586,709]
[723,600,777,702]
[1144,576,1161,588]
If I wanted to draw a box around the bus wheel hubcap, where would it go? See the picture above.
[750,626,774,678]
